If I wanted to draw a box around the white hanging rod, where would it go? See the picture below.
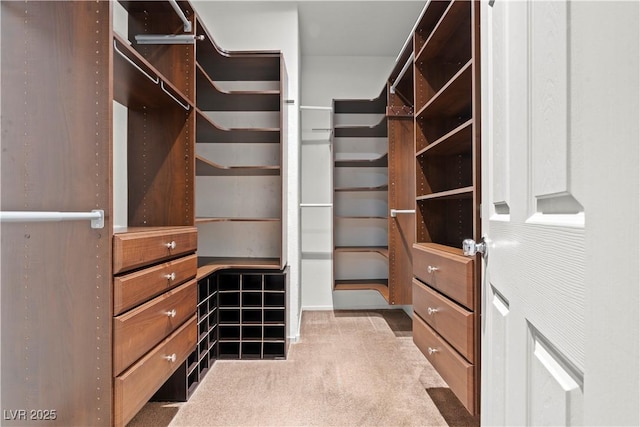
[300,106,333,111]
[135,34,204,45]
[160,81,190,111]
[390,53,414,95]
[0,210,104,229]
[169,0,192,33]
[113,40,159,84]
[390,209,415,217]
[300,203,333,208]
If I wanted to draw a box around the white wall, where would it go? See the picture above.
[300,55,399,311]
[191,1,301,339]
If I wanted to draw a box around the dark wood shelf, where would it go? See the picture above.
[197,258,282,279]
[196,64,280,112]
[335,153,388,168]
[415,0,471,65]
[334,279,389,300]
[196,155,280,176]
[335,246,389,258]
[413,0,452,54]
[196,18,281,82]
[196,109,280,143]
[334,88,387,114]
[415,60,472,118]
[334,184,388,192]
[416,186,474,201]
[416,120,473,156]
[334,117,388,138]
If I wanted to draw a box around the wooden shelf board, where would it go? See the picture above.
[415,60,473,119]
[196,155,280,176]
[196,109,280,144]
[197,257,282,280]
[335,246,389,258]
[334,117,388,138]
[195,64,281,112]
[335,153,388,168]
[416,119,473,157]
[196,217,280,224]
[334,280,389,300]
[333,88,387,114]
[415,0,469,64]
[334,184,389,192]
[413,242,466,258]
[416,186,474,201]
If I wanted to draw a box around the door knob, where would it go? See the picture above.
[462,237,487,257]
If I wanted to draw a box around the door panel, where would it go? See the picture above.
[481,1,586,425]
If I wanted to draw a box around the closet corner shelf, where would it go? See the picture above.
[195,64,281,112]
[197,257,283,280]
[415,59,473,118]
[335,246,389,258]
[195,155,280,176]
[416,186,474,201]
[335,153,388,168]
[334,184,389,192]
[196,110,280,144]
[334,279,389,300]
[333,117,388,138]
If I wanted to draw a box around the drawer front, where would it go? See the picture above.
[413,314,476,415]
[114,315,196,427]
[114,254,197,315]
[113,227,197,274]
[413,245,474,309]
[413,279,475,362]
[113,279,196,375]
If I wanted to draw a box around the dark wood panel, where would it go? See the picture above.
[388,109,415,306]
[413,0,452,54]
[334,88,387,114]
[0,2,112,425]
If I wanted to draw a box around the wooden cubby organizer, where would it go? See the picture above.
[332,89,390,299]
[411,0,481,416]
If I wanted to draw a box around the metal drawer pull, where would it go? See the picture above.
[427,265,439,274]
[428,347,439,355]
[166,241,177,249]
[164,353,177,363]
[165,272,176,281]
[427,307,439,315]
[165,309,177,318]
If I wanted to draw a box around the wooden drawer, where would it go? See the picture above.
[413,314,476,415]
[113,226,197,274]
[114,254,197,316]
[413,279,474,362]
[114,315,196,427]
[413,243,474,309]
[113,279,196,376]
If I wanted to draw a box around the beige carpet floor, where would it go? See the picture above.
[128,310,479,427]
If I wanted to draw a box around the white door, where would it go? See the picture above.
[480,1,639,425]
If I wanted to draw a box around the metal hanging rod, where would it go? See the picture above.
[300,106,333,111]
[169,0,192,32]
[390,209,415,217]
[0,210,105,229]
[160,81,190,111]
[390,53,414,95]
[135,34,204,45]
[113,40,159,84]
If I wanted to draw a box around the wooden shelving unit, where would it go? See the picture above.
[411,0,481,416]
[332,89,390,297]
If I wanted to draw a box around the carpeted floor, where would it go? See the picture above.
[128,310,479,426]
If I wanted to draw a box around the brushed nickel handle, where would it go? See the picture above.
[164,353,176,363]
[428,347,439,355]
[166,241,177,249]
[427,307,439,315]
[165,309,177,318]
[427,265,439,274]
[165,272,176,281]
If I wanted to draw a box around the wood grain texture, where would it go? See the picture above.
[413,243,474,310]
[114,316,197,427]
[113,279,197,376]
[114,254,197,315]
[413,314,476,415]
[113,226,197,274]
[413,279,474,362]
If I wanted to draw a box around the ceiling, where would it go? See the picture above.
[297,1,426,57]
